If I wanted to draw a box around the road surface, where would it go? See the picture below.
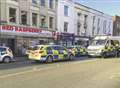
[0,57,120,88]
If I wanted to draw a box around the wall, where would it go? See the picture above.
[57,0,75,33]
[74,3,113,37]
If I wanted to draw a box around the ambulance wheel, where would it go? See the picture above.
[69,54,74,60]
[3,57,11,63]
[116,51,120,57]
[46,56,53,63]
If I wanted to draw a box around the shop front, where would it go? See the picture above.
[75,35,91,48]
[0,25,54,56]
[57,33,75,46]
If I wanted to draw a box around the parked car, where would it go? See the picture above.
[27,45,74,63]
[0,46,14,63]
[67,46,88,57]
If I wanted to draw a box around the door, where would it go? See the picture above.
[7,39,15,54]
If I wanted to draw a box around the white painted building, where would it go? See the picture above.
[74,3,113,46]
[57,1,113,46]
[74,3,113,37]
[57,0,75,46]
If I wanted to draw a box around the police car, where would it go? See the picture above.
[67,46,88,57]
[0,46,14,63]
[27,45,74,63]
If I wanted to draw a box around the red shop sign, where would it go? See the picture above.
[1,25,42,33]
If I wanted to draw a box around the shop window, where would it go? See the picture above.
[32,13,37,26]
[64,22,68,32]
[21,11,27,25]
[49,17,53,29]
[9,8,16,23]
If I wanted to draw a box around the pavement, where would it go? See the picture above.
[0,57,120,88]
[15,56,28,62]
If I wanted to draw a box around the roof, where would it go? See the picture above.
[94,36,120,41]
[0,46,9,48]
[109,36,120,41]
[75,2,112,17]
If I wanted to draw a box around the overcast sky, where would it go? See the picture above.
[76,0,120,16]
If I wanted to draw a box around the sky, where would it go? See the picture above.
[76,0,120,16]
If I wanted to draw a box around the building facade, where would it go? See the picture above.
[113,16,120,36]
[57,0,75,46]
[0,0,57,56]
[74,3,113,46]
[56,0,113,47]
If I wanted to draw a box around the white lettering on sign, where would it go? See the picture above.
[0,25,53,37]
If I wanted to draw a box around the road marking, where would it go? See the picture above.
[0,66,57,79]
[110,73,120,79]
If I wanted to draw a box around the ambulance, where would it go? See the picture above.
[87,35,120,58]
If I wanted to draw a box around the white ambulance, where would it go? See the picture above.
[87,35,120,58]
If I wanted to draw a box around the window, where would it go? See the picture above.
[77,13,81,17]
[9,8,16,23]
[41,0,45,6]
[84,15,88,29]
[32,13,37,26]
[92,16,96,35]
[108,22,111,35]
[11,0,18,1]
[93,16,95,24]
[46,47,52,51]
[41,16,46,28]
[77,21,81,35]
[64,22,68,32]
[49,0,53,9]
[77,13,81,35]
[64,6,68,16]
[103,20,107,34]
[21,11,27,25]
[49,17,53,29]
[32,0,37,4]
[97,18,100,34]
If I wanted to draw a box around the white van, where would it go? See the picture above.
[87,35,120,57]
